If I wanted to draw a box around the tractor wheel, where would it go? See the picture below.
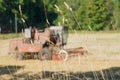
[58,49,68,61]
[38,48,51,60]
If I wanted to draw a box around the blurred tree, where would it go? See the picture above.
[77,0,120,31]
[0,0,120,32]
[44,0,58,27]
[78,0,113,31]
[0,0,24,32]
[111,0,120,30]
[22,0,58,29]
[77,0,88,30]
[53,0,80,30]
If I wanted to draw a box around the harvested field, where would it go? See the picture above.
[0,33,120,80]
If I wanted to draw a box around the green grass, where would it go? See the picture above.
[0,33,23,39]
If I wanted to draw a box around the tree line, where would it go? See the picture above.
[0,0,120,33]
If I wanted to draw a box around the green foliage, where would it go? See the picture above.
[111,0,120,30]
[77,0,114,31]
[53,0,81,30]
[0,0,6,13]
[0,0,120,32]
[77,0,88,30]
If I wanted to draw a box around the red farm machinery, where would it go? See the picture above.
[9,26,87,61]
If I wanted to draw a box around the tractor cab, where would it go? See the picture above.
[49,26,68,47]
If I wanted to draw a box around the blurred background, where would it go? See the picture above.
[0,0,120,33]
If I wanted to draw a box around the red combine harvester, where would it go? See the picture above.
[9,26,87,61]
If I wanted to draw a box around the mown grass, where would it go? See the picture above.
[0,32,120,80]
[0,30,120,40]
[0,33,23,40]
[68,29,120,34]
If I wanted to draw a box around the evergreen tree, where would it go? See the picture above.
[112,0,120,30]
[0,0,120,32]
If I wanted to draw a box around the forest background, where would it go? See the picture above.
[0,0,120,33]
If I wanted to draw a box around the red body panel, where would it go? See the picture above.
[9,39,42,53]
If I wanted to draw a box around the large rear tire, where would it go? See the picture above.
[38,48,51,60]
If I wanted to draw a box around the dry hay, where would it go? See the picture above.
[0,33,120,79]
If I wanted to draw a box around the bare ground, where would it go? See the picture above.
[0,33,120,80]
